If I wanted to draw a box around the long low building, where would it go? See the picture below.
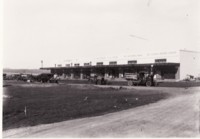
[41,50,200,80]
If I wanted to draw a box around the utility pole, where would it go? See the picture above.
[41,60,43,68]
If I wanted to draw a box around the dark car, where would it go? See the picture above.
[125,71,156,86]
[17,74,31,82]
[88,74,107,85]
[35,73,58,83]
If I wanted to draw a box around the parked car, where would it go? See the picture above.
[17,74,31,82]
[88,74,107,85]
[125,71,157,86]
[34,73,58,83]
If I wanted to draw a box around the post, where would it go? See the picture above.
[80,73,83,79]
[175,66,180,80]
[41,60,43,68]
[104,68,109,78]
[70,73,74,79]
[118,68,123,78]
[150,64,154,75]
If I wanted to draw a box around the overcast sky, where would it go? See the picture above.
[3,0,200,69]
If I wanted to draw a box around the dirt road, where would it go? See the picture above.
[3,87,200,138]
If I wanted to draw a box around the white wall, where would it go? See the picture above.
[180,50,200,79]
[63,51,180,66]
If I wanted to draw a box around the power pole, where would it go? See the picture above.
[41,60,43,68]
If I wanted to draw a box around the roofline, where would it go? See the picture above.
[41,62,180,70]
[180,49,200,53]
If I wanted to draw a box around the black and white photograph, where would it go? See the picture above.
[2,0,200,138]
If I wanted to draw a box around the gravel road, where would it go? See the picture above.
[3,87,200,138]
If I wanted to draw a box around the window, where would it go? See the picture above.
[65,64,70,67]
[74,63,80,67]
[84,63,90,66]
[109,61,117,65]
[57,64,62,67]
[96,62,103,66]
[128,60,137,64]
[155,59,167,63]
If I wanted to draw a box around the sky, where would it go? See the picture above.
[2,0,200,69]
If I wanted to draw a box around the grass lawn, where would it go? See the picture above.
[3,82,168,131]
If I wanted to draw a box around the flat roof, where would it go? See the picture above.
[41,62,180,70]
